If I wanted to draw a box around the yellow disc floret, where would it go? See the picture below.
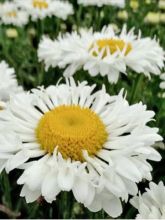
[6,11,17,17]
[33,0,48,9]
[36,105,108,161]
[90,38,132,58]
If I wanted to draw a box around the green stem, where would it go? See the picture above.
[77,5,83,28]
[130,74,143,104]
[156,98,165,127]
[55,18,61,36]
[37,19,44,41]
[37,62,45,86]
[58,192,69,219]
[1,172,12,209]
[28,203,39,218]
[94,8,101,30]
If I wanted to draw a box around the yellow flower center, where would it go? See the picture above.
[33,0,48,9]
[6,11,17,17]
[36,105,108,161]
[90,38,132,58]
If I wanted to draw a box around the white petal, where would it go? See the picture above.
[41,170,60,203]
[57,166,75,191]
[5,150,30,173]
[87,196,102,212]
[20,184,41,203]
[116,157,142,182]
[102,194,122,218]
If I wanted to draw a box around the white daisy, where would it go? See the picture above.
[130,181,165,219]
[0,1,29,27]
[38,25,165,84]
[0,61,22,102]
[0,78,162,217]
[15,0,73,21]
[77,0,125,8]
[51,0,74,20]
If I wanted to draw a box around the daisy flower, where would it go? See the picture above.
[0,78,162,217]
[52,0,74,20]
[38,25,165,84]
[77,0,125,8]
[0,61,22,103]
[0,1,29,27]
[15,0,73,21]
[130,181,165,219]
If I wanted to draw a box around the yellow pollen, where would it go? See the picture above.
[90,38,132,58]
[36,105,108,161]
[6,11,17,17]
[33,0,48,9]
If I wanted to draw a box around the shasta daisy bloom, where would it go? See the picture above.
[77,0,125,7]
[130,181,165,219]
[15,0,73,21]
[38,25,165,83]
[51,0,73,20]
[0,78,162,217]
[0,61,22,102]
[0,1,29,27]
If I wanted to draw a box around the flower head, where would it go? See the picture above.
[130,182,165,219]
[15,0,73,21]
[144,12,161,24]
[159,0,165,10]
[6,28,18,38]
[38,25,164,84]
[0,1,29,26]
[130,0,139,11]
[0,78,162,217]
[117,10,128,20]
[0,61,22,102]
[77,0,125,7]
